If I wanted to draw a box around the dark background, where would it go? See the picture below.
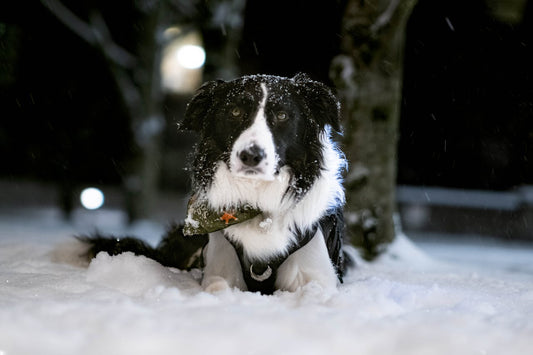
[1,0,532,195]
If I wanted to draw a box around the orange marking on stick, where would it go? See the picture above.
[220,212,238,225]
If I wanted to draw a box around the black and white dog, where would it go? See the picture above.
[82,73,348,295]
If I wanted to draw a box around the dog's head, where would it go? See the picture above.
[181,73,341,194]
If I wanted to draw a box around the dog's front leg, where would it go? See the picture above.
[275,229,338,292]
[202,231,247,292]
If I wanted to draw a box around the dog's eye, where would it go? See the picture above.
[276,111,288,122]
[231,107,242,117]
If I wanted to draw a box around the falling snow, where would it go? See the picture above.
[445,16,455,32]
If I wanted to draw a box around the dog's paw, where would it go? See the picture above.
[202,276,232,293]
[276,259,338,292]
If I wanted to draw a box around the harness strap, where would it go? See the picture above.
[224,224,318,294]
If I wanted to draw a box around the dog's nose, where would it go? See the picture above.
[238,144,266,167]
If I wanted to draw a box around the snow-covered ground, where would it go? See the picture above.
[1,207,533,355]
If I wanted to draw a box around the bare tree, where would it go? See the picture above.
[331,0,417,259]
[40,0,217,221]
[40,0,167,220]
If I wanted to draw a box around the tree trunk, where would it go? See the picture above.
[124,8,165,222]
[331,0,417,260]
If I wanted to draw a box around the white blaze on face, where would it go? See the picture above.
[229,83,278,180]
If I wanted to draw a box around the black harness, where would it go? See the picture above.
[224,224,318,295]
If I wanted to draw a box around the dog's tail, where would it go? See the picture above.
[77,223,208,270]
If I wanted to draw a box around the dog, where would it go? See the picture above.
[81,73,348,295]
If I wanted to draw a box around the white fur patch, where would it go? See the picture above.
[203,162,295,260]
[229,83,278,181]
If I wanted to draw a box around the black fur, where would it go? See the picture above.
[78,224,208,270]
[320,206,348,278]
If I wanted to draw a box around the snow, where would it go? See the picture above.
[1,207,533,355]
[259,217,272,230]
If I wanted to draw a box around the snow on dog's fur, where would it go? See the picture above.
[78,73,348,295]
[182,74,347,294]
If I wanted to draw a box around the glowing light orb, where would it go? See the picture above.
[176,45,206,69]
[80,187,105,210]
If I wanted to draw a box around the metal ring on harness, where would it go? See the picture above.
[250,264,273,282]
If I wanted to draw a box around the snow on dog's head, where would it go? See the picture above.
[180,73,342,202]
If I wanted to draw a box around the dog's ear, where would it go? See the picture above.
[180,80,224,132]
[293,73,342,133]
